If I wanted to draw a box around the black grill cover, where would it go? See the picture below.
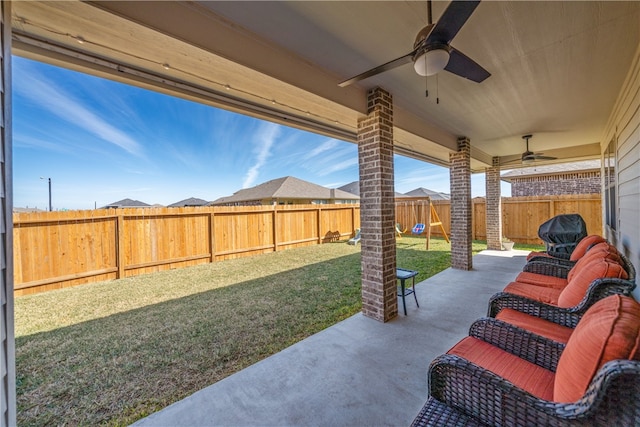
[538,214,588,258]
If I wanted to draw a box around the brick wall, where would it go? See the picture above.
[449,137,472,270]
[357,87,397,322]
[511,171,600,196]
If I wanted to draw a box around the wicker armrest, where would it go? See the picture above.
[429,356,640,426]
[522,260,571,278]
[488,278,636,328]
[581,277,636,307]
[487,292,582,327]
[620,252,637,281]
[526,255,576,269]
[469,318,564,372]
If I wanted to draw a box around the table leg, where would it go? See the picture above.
[412,276,419,307]
[400,278,407,316]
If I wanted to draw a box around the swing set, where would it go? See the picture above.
[397,198,449,249]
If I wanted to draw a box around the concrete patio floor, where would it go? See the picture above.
[133,249,529,427]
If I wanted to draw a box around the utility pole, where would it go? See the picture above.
[40,177,52,211]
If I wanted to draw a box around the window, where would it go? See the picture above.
[604,138,617,230]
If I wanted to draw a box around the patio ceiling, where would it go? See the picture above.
[11,1,640,172]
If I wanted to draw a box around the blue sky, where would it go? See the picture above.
[13,56,506,210]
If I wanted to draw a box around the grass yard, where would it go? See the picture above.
[15,236,541,426]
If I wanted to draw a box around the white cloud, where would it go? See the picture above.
[14,63,144,157]
[317,157,359,176]
[306,138,340,159]
[242,122,280,188]
[14,134,72,154]
[395,166,450,193]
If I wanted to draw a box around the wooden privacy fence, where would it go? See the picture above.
[13,204,360,295]
[14,194,601,295]
[395,194,601,244]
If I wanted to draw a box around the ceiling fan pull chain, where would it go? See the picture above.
[425,73,429,98]
[436,74,440,104]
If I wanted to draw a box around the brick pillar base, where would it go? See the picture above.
[450,137,472,270]
[486,157,503,250]
[358,87,397,322]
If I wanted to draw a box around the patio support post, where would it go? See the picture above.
[486,157,503,250]
[449,137,473,270]
[357,87,397,322]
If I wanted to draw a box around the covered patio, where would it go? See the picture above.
[132,249,527,426]
[2,1,640,424]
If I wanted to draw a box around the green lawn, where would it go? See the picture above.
[14,236,541,426]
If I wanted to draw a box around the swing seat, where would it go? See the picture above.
[412,223,425,235]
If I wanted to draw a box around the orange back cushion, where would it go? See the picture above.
[554,295,640,403]
[558,259,628,308]
[567,243,615,282]
[569,235,606,261]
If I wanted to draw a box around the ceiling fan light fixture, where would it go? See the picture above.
[413,48,450,77]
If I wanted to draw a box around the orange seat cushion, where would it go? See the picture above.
[554,295,640,403]
[503,281,562,305]
[448,336,555,401]
[558,259,629,308]
[514,272,567,289]
[496,308,573,344]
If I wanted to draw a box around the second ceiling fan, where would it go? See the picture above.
[339,0,490,87]
[520,134,557,163]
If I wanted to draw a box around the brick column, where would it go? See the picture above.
[485,157,503,250]
[449,137,473,270]
[358,87,397,322]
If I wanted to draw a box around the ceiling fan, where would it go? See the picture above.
[520,134,557,163]
[338,0,490,87]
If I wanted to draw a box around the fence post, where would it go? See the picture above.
[209,210,215,262]
[116,213,124,279]
[351,206,356,235]
[273,205,279,252]
[471,199,476,241]
[317,206,322,244]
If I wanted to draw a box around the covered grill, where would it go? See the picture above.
[537,214,588,259]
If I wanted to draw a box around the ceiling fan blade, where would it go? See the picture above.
[426,0,481,45]
[522,153,557,162]
[444,47,490,82]
[338,51,415,87]
[500,157,522,166]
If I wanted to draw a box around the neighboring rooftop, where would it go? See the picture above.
[501,160,601,181]
[102,198,152,209]
[13,207,45,213]
[168,197,210,207]
[403,187,451,200]
[211,176,359,206]
[337,181,360,196]
[339,181,449,200]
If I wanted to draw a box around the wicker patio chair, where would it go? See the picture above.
[525,234,605,263]
[522,249,635,282]
[411,318,563,427]
[413,301,640,427]
[488,277,636,328]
